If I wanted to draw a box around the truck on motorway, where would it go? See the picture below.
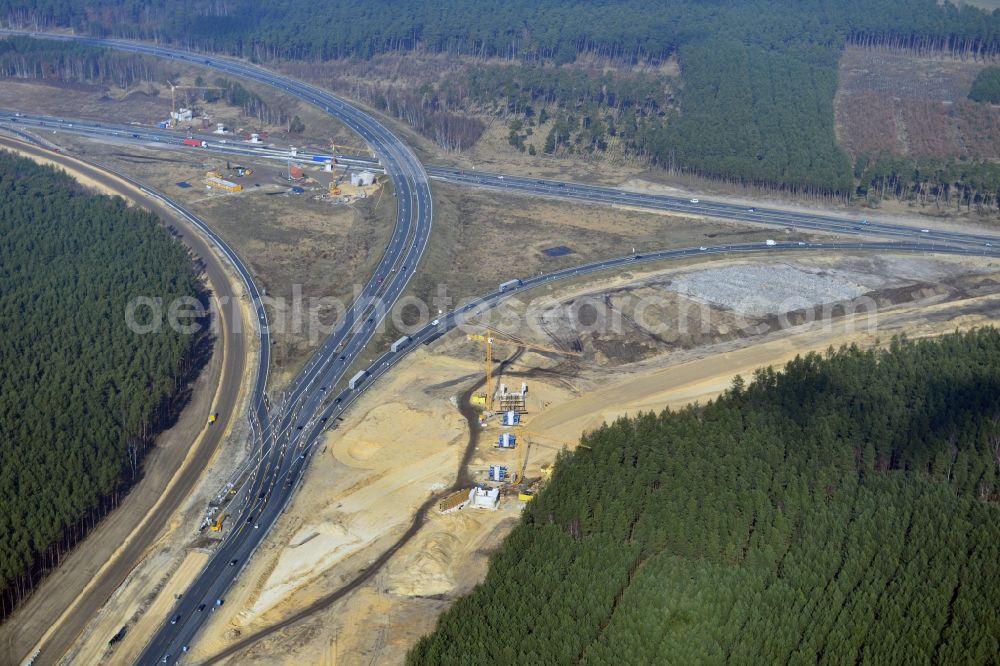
[499,278,523,292]
[348,369,369,390]
[390,335,411,352]
[182,138,207,148]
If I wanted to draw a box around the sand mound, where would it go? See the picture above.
[335,400,455,468]
[387,530,462,597]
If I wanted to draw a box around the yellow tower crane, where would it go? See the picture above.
[466,327,581,412]
[331,141,372,157]
[165,82,223,127]
[511,429,578,488]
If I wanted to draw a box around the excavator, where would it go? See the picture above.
[210,513,228,532]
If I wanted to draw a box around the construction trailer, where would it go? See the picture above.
[498,432,517,448]
[390,335,411,352]
[488,465,508,482]
[205,176,242,193]
[348,369,369,390]
[502,411,520,426]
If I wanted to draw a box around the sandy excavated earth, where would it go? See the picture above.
[172,251,1000,666]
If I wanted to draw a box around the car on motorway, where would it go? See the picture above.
[748,207,756,212]
[229,559,238,566]
[197,603,206,612]
[431,318,440,326]
[170,614,180,625]
[921,229,930,233]
[339,355,346,361]
[690,198,700,203]
[162,655,170,663]
[699,246,707,251]
[215,598,224,607]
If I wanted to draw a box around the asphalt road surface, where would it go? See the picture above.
[3,108,999,255]
[3,30,999,666]
[0,135,261,666]
[203,237,1000,663]
[0,31,439,665]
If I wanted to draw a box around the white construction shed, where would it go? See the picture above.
[469,486,500,510]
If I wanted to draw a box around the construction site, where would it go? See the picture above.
[4,40,1000,666]
[99,247,995,666]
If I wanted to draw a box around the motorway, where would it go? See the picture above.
[3,30,1000,666]
[2,108,1000,256]
[0,29,431,666]
[0,135,263,666]
[0,32,441,666]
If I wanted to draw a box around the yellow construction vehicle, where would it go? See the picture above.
[208,413,217,426]
[210,513,228,532]
[466,327,581,411]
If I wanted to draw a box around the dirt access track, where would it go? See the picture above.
[183,251,1000,665]
[0,135,252,666]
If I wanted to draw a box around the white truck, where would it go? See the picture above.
[348,370,369,390]
[765,239,776,246]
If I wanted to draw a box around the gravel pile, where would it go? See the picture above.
[668,263,871,317]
